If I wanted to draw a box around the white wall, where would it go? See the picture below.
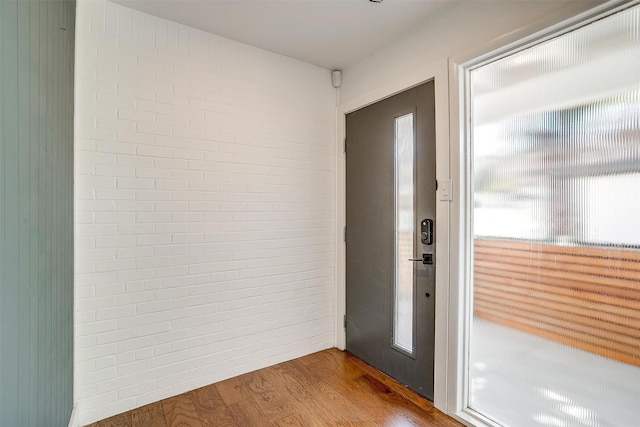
[335,0,602,417]
[74,0,336,423]
[339,1,602,106]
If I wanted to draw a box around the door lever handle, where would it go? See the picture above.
[408,254,433,265]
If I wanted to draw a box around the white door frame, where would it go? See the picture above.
[334,59,452,411]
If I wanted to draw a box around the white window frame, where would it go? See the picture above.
[447,1,639,425]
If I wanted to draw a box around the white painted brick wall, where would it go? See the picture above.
[74,0,336,423]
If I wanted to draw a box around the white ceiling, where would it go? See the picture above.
[110,0,451,70]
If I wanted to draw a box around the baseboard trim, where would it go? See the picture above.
[68,403,79,427]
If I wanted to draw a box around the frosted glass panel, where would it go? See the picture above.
[469,5,640,427]
[394,113,414,354]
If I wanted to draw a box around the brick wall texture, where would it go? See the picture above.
[74,1,336,423]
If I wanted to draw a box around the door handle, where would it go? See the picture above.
[408,254,433,265]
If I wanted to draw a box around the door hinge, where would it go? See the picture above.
[343,138,347,153]
[343,314,347,329]
[343,226,347,242]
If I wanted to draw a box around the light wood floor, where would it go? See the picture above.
[88,348,463,426]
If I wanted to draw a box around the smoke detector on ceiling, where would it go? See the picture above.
[370,0,383,3]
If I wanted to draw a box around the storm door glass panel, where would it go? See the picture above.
[468,5,640,427]
[394,113,415,354]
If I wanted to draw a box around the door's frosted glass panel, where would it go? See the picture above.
[469,5,640,427]
[394,113,414,354]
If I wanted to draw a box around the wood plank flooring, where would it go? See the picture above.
[87,348,463,427]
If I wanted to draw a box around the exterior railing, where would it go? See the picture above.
[474,238,640,367]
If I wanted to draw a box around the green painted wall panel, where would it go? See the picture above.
[0,0,75,426]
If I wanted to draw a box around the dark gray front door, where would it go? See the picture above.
[345,81,436,399]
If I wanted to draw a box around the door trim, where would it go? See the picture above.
[335,62,452,411]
